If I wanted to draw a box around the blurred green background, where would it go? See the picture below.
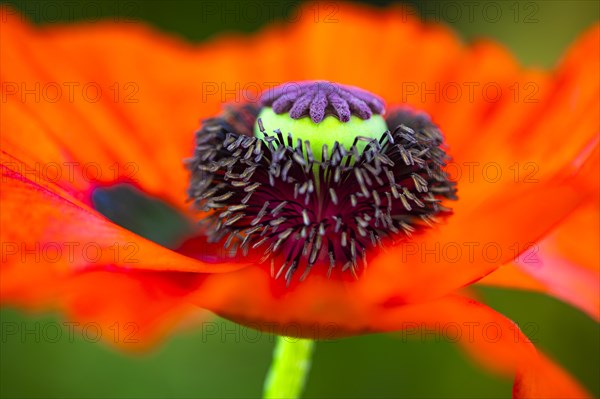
[1,0,598,398]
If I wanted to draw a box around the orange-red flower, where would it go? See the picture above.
[1,3,598,398]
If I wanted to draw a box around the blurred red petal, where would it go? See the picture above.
[479,200,599,320]
[376,296,591,399]
[0,153,247,303]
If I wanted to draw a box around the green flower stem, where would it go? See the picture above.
[263,337,315,399]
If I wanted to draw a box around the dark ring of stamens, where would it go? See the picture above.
[187,104,456,286]
[261,81,386,123]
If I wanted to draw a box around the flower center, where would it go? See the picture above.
[188,81,456,286]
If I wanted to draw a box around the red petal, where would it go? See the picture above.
[1,9,207,210]
[0,153,247,290]
[0,155,244,347]
[479,199,599,320]
[191,278,591,398]
[17,269,207,350]
[376,296,591,399]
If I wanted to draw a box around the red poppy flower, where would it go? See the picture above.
[1,3,598,398]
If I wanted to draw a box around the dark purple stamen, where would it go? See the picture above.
[187,103,456,286]
[261,81,385,123]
